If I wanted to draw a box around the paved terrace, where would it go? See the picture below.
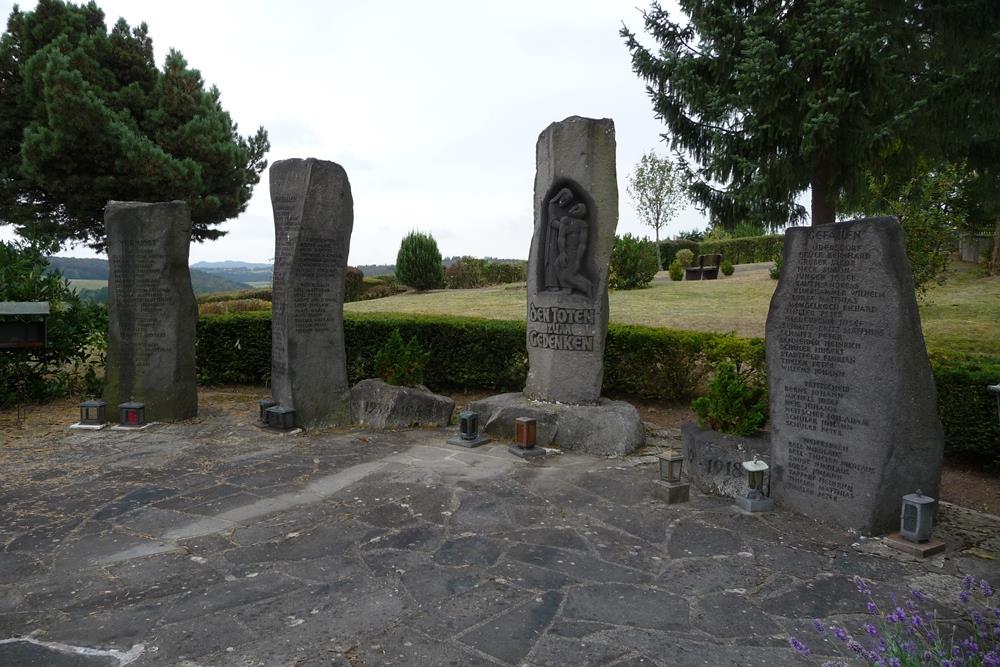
[0,392,997,666]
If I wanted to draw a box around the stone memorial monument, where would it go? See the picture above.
[766,216,945,535]
[270,158,354,429]
[104,201,197,421]
[470,116,643,455]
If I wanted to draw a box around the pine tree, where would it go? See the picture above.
[0,0,269,249]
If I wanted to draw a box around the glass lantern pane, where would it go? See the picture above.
[902,503,917,532]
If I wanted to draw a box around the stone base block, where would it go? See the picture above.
[468,392,644,456]
[110,423,157,431]
[350,379,455,429]
[447,435,492,448]
[735,496,774,513]
[69,423,107,431]
[681,422,770,498]
[652,480,689,504]
[885,532,946,558]
[508,445,546,459]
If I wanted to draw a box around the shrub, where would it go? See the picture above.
[691,360,768,436]
[721,259,734,276]
[372,329,430,387]
[769,253,783,279]
[395,231,443,290]
[198,288,272,304]
[932,355,1000,467]
[659,239,700,269]
[699,234,785,265]
[675,248,696,267]
[668,260,684,281]
[0,238,107,406]
[345,266,364,302]
[731,222,766,238]
[609,234,660,289]
[443,258,526,289]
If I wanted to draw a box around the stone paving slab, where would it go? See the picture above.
[0,410,998,666]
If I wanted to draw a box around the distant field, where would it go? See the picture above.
[244,282,272,288]
[69,279,107,291]
[344,261,1000,358]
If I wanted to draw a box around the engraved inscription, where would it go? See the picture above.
[776,227,887,500]
[527,303,595,351]
[109,238,172,376]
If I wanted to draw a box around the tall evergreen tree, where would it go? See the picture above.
[0,0,269,249]
[622,0,999,229]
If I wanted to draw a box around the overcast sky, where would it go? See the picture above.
[2,0,708,265]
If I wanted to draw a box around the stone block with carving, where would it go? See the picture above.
[350,379,455,430]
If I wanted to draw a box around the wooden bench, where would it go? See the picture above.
[684,254,723,281]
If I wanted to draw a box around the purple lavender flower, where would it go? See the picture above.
[911,588,928,602]
[952,645,961,657]
[963,574,975,591]
[888,659,901,667]
[961,637,978,653]
[854,575,871,595]
[812,618,825,634]
[864,623,878,636]
[923,650,934,663]
[984,653,1000,667]
[788,637,810,656]
[973,610,985,627]
[866,650,880,663]
[867,601,878,615]
[911,613,924,628]
[833,625,848,641]
[960,590,972,604]
[982,579,995,598]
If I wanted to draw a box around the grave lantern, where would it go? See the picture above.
[78,399,108,427]
[265,405,296,431]
[652,450,689,504]
[900,491,935,542]
[447,410,490,448]
[658,450,684,484]
[258,398,278,425]
[515,417,537,449]
[735,455,773,512]
[117,399,145,428]
[459,411,479,440]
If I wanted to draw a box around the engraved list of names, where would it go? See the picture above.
[765,217,944,534]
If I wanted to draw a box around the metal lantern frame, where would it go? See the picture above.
[900,491,936,543]
[459,411,479,441]
[658,451,684,484]
[118,400,145,427]
[258,398,279,425]
[78,399,108,426]
[265,405,296,431]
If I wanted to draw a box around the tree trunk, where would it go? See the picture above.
[655,227,662,269]
[810,160,836,225]
[989,217,1000,276]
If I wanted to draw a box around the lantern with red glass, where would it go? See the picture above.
[117,400,145,428]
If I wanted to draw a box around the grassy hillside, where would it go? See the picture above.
[344,261,1000,358]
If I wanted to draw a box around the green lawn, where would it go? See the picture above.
[345,260,1000,358]
[69,278,107,291]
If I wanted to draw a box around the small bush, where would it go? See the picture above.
[444,258,527,289]
[668,260,684,281]
[345,266,364,302]
[769,255,783,280]
[395,231,443,291]
[659,239,700,269]
[609,234,660,289]
[373,329,430,387]
[675,248,696,267]
[691,361,768,436]
[721,259,734,276]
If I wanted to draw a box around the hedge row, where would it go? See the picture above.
[196,312,760,401]
[658,234,786,267]
[699,235,785,265]
[196,312,999,466]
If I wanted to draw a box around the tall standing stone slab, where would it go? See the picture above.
[525,116,618,404]
[270,158,354,428]
[104,201,197,421]
[766,217,944,535]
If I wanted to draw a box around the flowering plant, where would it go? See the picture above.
[788,575,998,666]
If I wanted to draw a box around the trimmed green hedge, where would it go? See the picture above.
[196,312,757,401]
[699,234,785,265]
[931,355,1000,467]
[196,312,999,466]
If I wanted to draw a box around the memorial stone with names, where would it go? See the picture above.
[525,116,618,405]
[270,158,354,428]
[104,201,197,421]
[766,217,945,535]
